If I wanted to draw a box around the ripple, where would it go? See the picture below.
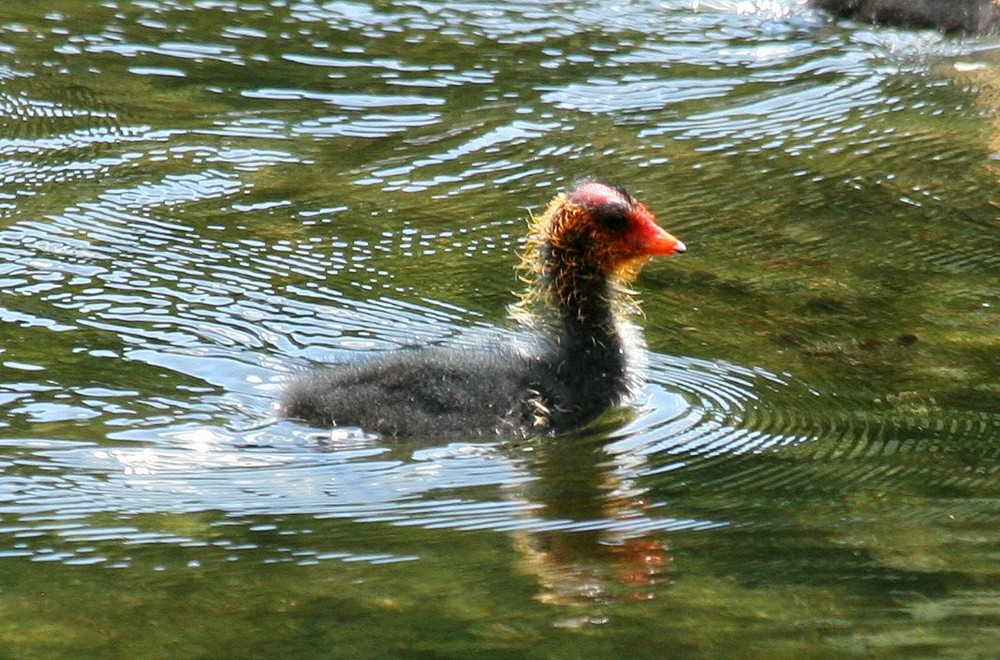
[542,77,739,115]
[0,425,722,552]
[242,88,445,110]
[291,113,441,139]
[85,40,244,66]
[627,354,1000,500]
[10,338,990,569]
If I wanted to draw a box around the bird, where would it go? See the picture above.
[811,0,1000,34]
[279,179,685,438]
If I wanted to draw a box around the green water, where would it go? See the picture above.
[1,1,998,657]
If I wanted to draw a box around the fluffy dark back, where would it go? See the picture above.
[813,0,1000,34]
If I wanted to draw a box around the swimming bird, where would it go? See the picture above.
[812,0,1000,34]
[279,179,685,438]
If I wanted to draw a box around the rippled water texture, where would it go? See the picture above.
[1,0,998,656]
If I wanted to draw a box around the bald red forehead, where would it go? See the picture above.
[568,180,633,209]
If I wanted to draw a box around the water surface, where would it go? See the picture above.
[1,0,998,656]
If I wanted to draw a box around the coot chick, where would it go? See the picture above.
[279,180,685,438]
[812,0,1000,34]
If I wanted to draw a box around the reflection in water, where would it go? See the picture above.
[512,436,676,610]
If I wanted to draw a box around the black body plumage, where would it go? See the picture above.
[812,0,1000,34]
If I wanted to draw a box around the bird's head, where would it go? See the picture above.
[528,179,685,283]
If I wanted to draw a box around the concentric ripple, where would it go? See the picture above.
[620,354,1000,504]
[5,329,996,571]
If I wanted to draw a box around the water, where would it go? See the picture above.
[1,0,998,656]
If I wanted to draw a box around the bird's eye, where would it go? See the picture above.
[599,207,630,233]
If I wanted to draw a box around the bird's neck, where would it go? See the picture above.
[526,243,638,372]
[548,262,619,342]
[511,234,646,431]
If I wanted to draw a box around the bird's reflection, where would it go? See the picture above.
[505,431,672,607]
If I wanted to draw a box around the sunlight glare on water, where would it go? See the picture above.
[0,0,998,656]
